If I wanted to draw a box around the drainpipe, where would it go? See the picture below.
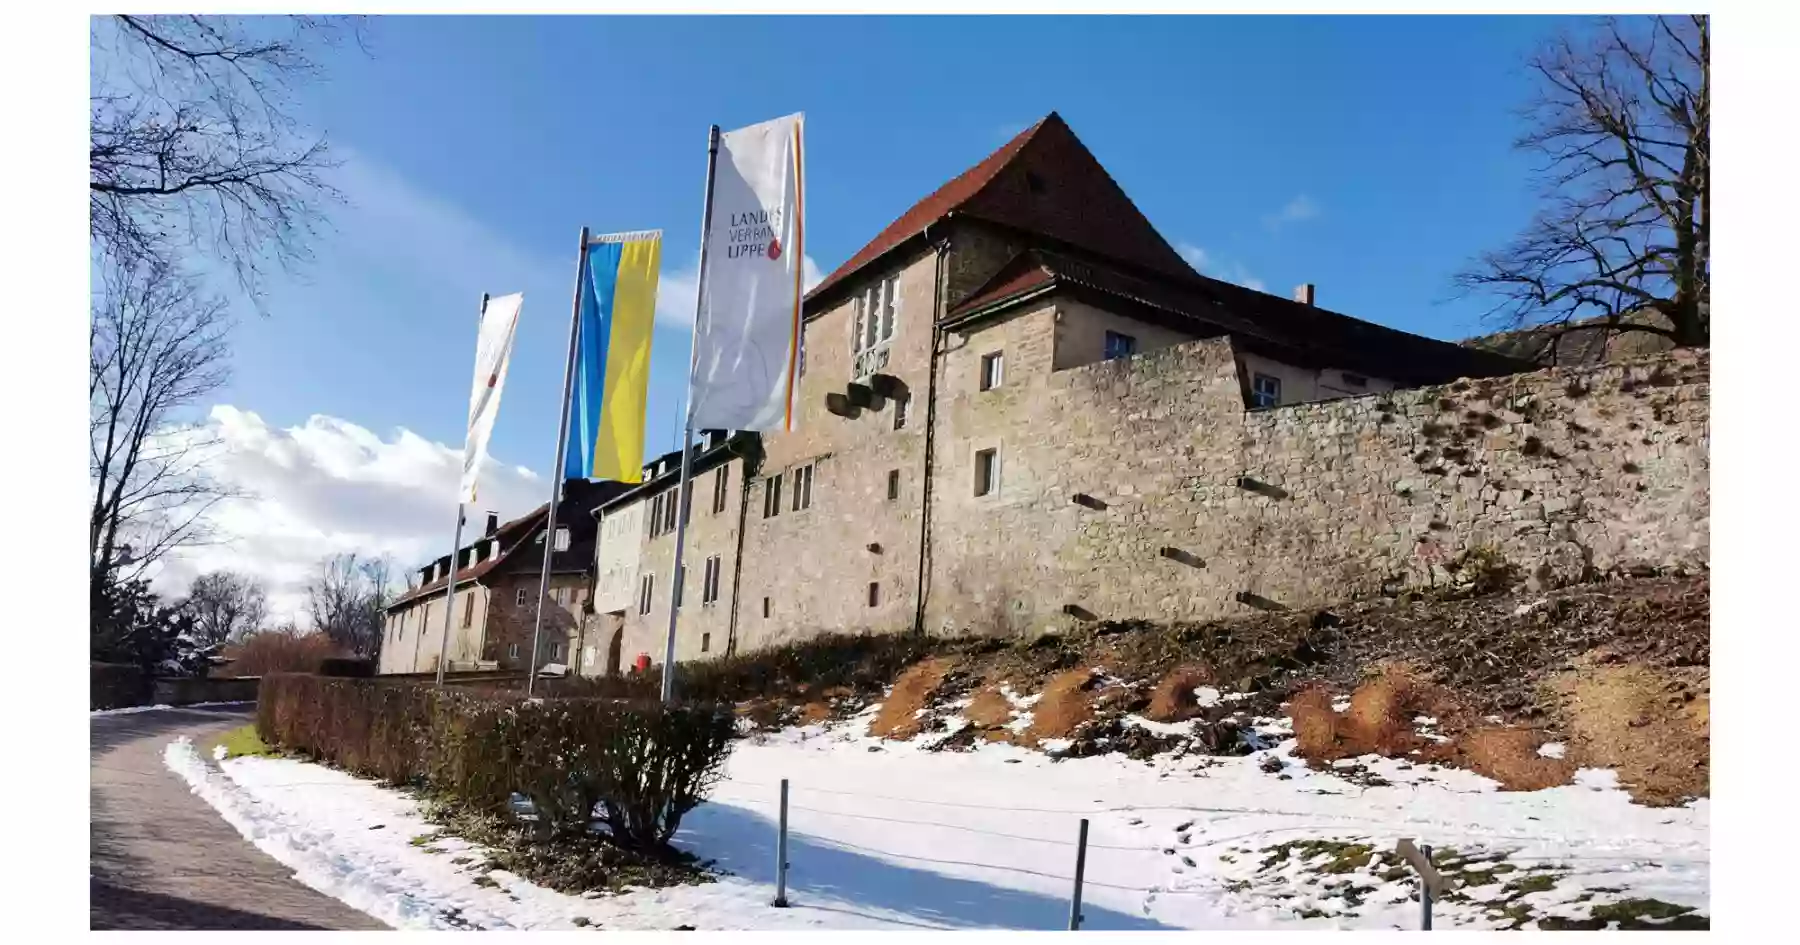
[724,436,757,658]
[913,225,952,638]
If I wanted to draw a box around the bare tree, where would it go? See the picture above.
[89,15,365,293]
[1457,15,1708,353]
[184,570,270,646]
[305,551,396,658]
[90,256,236,591]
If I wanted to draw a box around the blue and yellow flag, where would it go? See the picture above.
[564,231,661,483]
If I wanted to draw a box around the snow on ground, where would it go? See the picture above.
[92,700,253,717]
[168,713,1709,931]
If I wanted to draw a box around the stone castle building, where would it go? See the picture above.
[381,113,1711,679]
[575,113,1710,676]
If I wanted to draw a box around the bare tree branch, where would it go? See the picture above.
[183,570,271,646]
[1456,15,1708,356]
[90,255,240,589]
[90,15,366,298]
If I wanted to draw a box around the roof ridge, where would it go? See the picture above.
[808,114,1060,300]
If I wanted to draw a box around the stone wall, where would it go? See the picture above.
[619,452,751,667]
[734,248,938,654]
[924,330,1709,635]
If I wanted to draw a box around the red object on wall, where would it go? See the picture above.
[634,653,651,674]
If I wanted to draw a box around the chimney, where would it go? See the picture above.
[485,510,499,536]
[1294,283,1316,306]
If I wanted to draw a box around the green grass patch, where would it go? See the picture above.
[211,724,277,759]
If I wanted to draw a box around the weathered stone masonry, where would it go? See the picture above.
[922,334,1708,636]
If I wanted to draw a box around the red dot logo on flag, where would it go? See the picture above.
[767,238,782,261]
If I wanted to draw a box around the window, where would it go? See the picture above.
[763,596,771,619]
[553,527,570,552]
[711,466,730,515]
[507,642,520,660]
[551,642,563,661]
[674,564,685,609]
[852,275,898,361]
[887,469,901,501]
[516,587,529,607]
[638,573,654,615]
[792,463,814,512]
[701,632,712,653]
[1104,330,1138,361]
[649,490,682,537]
[702,555,722,605]
[867,582,881,607]
[763,473,784,518]
[980,352,1005,391]
[894,395,910,430]
[1251,373,1282,409]
[975,448,1001,497]
[462,594,474,628]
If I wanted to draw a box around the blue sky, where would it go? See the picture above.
[124,14,1590,609]
[228,13,1567,471]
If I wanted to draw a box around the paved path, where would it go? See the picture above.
[90,706,387,930]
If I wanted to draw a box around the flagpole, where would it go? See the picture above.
[432,508,466,685]
[527,226,591,698]
[660,124,722,705]
[431,293,491,686]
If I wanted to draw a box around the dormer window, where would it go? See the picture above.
[554,527,570,552]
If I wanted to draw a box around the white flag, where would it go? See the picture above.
[460,292,524,503]
[691,113,805,431]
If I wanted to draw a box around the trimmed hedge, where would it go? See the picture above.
[91,661,151,710]
[256,673,734,848]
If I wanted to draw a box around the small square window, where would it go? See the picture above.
[887,469,900,501]
[701,632,711,653]
[1251,373,1282,409]
[975,447,1001,497]
[867,582,880,607]
[980,352,1005,391]
[516,587,528,607]
[1104,330,1137,361]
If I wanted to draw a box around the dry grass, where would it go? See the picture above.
[871,658,956,739]
[1546,660,1709,806]
[1022,668,1099,746]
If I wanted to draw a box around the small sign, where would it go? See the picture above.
[1395,838,1450,897]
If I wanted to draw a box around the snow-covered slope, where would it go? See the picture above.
[167,712,1708,931]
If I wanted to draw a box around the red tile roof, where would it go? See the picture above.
[807,112,1199,306]
[388,505,547,609]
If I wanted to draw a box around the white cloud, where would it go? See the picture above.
[151,406,546,626]
[654,253,825,329]
[1263,194,1321,231]
[1175,241,1265,293]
